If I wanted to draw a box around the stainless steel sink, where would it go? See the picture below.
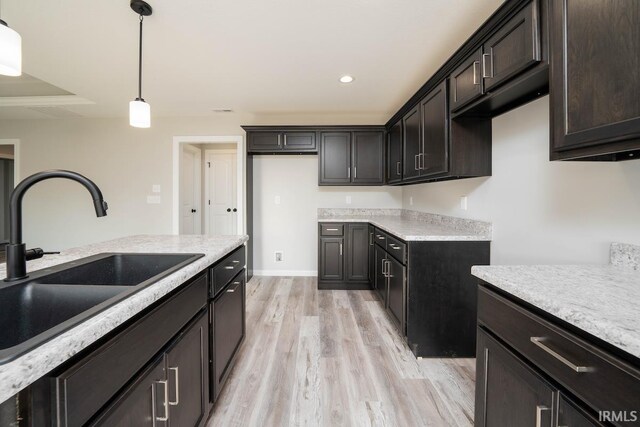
[0,252,203,363]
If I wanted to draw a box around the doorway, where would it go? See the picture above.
[0,139,19,259]
[205,149,237,235]
[172,136,244,236]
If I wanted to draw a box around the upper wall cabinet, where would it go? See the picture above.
[318,127,385,186]
[244,127,317,154]
[549,0,640,161]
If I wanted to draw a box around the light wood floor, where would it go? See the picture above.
[209,276,476,427]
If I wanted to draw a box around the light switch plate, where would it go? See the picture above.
[460,196,468,211]
[152,185,161,193]
[274,195,281,205]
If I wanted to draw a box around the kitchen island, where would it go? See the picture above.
[0,234,248,426]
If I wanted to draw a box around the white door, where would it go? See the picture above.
[180,145,201,234]
[206,151,237,235]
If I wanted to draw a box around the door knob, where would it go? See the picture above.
[227,208,231,212]
[233,208,237,212]
[191,209,197,213]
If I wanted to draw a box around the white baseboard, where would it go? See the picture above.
[253,270,318,277]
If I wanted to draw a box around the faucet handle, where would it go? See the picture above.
[25,248,44,261]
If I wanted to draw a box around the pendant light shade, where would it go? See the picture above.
[129,98,150,128]
[0,19,21,77]
[129,1,152,128]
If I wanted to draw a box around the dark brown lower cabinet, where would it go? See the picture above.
[94,310,209,427]
[385,255,405,334]
[368,224,375,286]
[212,272,246,402]
[346,223,370,281]
[318,223,370,289]
[475,328,555,427]
[558,395,603,427]
[318,237,344,282]
[374,244,388,304]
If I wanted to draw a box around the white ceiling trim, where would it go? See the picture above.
[0,95,94,107]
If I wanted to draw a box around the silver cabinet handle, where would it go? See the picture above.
[482,52,493,78]
[155,380,169,422]
[347,167,351,179]
[389,244,401,250]
[277,134,281,147]
[354,167,357,179]
[535,405,550,427]
[385,260,392,278]
[224,265,235,270]
[284,134,287,146]
[530,337,591,372]
[369,232,374,246]
[168,367,179,406]
[472,61,480,85]
[339,243,343,256]
[381,259,388,276]
[414,154,420,171]
[227,288,235,293]
[326,228,339,231]
[232,260,240,264]
[419,153,426,170]
[376,235,385,240]
[396,161,401,176]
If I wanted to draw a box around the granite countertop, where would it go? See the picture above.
[472,248,640,360]
[0,234,248,403]
[318,208,492,241]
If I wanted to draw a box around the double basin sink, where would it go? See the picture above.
[0,252,203,363]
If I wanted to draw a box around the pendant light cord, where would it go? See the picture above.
[138,15,143,100]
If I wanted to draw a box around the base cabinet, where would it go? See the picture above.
[318,223,370,289]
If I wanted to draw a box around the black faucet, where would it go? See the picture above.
[4,170,108,282]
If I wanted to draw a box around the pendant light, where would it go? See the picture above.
[0,0,22,76]
[129,0,152,128]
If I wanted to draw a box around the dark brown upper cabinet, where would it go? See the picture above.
[450,48,484,112]
[550,0,640,161]
[352,131,384,184]
[244,127,317,154]
[319,128,385,186]
[420,81,449,177]
[402,106,421,181]
[482,1,541,92]
[386,121,403,184]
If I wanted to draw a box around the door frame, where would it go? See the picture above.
[180,144,202,234]
[172,135,244,235]
[203,149,237,235]
[0,139,20,183]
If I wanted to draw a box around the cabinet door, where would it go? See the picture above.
[346,223,370,282]
[166,311,208,426]
[213,275,245,401]
[319,132,351,184]
[352,131,384,184]
[93,355,166,427]
[283,131,317,152]
[387,121,403,184]
[420,81,449,177]
[475,328,556,427]
[557,395,603,427]
[483,1,540,92]
[450,47,484,111]
[402,106,421,180]
[386,256,405,334]
[319,237,344,281]
[374,246,387,305]
[550,0,640,155]
[368,225,375,286]
[247,131,282,152]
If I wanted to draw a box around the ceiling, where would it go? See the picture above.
[0,0,503,121]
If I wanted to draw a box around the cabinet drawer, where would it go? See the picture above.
[54,273,208,427]
[478,286,640,417]
[373,229,388,248]
[386,234,407,264]
[320,223,344,236]
[211,245,246,297]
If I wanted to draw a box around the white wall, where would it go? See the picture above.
[403,96,640,265]
[253,155,402,275]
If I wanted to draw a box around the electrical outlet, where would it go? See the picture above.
[346,196,352,205]
[460,196,468,211]
[275,251,283,262]
[274,195,281,205]
[409,196,414,206]
[146,195,161,204]
[152,184,161,193]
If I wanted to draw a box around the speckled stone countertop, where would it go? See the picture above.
[472,244,640,360]
[0,234,248,404]
[318,208,491,241]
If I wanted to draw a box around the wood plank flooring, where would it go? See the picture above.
[209,276,476,427]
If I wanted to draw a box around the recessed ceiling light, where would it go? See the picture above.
[339,75,354,84]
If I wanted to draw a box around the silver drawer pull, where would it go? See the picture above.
[376,235,385,240]
[155,380,169,422]
[535,405,550,427]
[168,367,179,406]
[530,337,591,373]
[389,244,401,250]
[224,265,235,270]
[232,260,240,264]
[227,288,235,293]
[326,228,339,231]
